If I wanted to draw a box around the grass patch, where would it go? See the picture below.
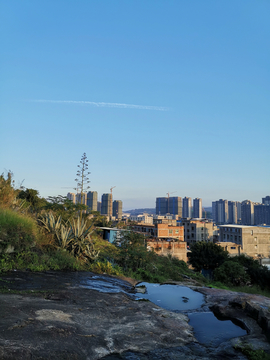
[208,281,270,298]
[0,249,84,273]
[0,207,38,253]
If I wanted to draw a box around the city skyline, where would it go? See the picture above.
[1,1,269,210]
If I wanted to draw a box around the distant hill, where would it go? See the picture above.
[123,208,156,215]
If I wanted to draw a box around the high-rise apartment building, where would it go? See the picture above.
[156,196,182,216]
[97,201,101,213]
[76,192,87,205]
[113,200,123,219]
[156,197,168,215]
[168,197,182,216]
[241,200,254,225]
[254,204,270,225]
[262,196,270,205]
[182,197,192,218]
[101,193,112,216]
[228,201,238,224]
[212,199,228,224]
[193,198,202,218]
[67,192,76,204]
[236,201,242,223]
[87,191,98,211]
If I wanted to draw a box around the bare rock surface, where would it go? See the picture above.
[0,271,269,359]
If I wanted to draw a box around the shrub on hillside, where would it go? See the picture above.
[213,261,250,286]
[0,208,38,254]
[188,241,229,272]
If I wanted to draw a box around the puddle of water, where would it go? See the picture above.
[136,282,205,311]
[188,312,247,346]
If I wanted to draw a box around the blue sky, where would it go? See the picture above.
[1,0,269,210]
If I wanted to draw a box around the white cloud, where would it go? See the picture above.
[30,99,170,111]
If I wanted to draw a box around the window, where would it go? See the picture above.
[231,247,236,249]
[169,230,173,235]
[251,230,253,235]
[175,230,179,234]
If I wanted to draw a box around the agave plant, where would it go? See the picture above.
[55,224,73,250]
[69,218,98,260]
[69,217,93,241]
[39,212,62,235]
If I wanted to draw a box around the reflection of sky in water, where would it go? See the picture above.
[79,276,132,294]
[188,312,247,346]
[136,282,204,311]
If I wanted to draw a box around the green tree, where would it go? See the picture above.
[214,260,250,286]
[231,255,270,290]
[115,231,149,272]
[18,188,47,209]
[45,195,87,221]
[188,241,229,272]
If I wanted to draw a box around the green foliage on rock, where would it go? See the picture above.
[188,241,229,271]
[234,343,270,360]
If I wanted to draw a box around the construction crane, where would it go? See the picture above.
[166,191,177,215]
[110,186,116,217]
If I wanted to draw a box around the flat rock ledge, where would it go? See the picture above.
[0,272,270,359]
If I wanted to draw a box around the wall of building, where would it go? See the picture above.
[147,240,187,262]
[219,225,270,259]
[182,219,219,246]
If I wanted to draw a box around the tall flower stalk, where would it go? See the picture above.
[75,153,90,220]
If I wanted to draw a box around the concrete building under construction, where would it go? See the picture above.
[87,191,98,212]
[113,200,123,219]
[156,196,182,216]
[101,193,112,216]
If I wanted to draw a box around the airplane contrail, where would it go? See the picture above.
[30,99,170,111]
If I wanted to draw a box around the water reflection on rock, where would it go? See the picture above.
[136,282,205,311]
[188,312,247,347]
[136,282,248,347]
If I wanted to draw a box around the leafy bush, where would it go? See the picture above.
[213,261,250,286]
[231,255,270,290]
